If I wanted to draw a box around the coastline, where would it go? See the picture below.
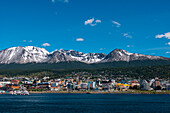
[28,90,170,94]
[1,90,170,95]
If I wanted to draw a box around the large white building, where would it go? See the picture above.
[0,81,11,87]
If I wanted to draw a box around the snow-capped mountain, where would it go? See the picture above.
[47,50,76,63]
[0,46,49,64]
[56,49,107,63]
[0,46,168,64]
[102,49,167,62]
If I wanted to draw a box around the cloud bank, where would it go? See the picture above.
[155,32,170,39]
[84,18,101,26]
[76,38,84,41]
[42,43,51,47]
[112,21,121,27]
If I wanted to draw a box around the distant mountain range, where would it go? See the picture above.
[0,46,169,64]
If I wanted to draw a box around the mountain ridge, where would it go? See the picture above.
[0,46,169,64]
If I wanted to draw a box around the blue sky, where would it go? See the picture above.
[0,0,170,57]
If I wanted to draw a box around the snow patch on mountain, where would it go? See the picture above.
[0,46,168,64]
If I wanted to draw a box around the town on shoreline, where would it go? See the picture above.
[27,90,170,94]
[0,73,170,95]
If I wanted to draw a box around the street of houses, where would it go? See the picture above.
[0,75,170,94]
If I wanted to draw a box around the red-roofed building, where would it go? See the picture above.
[11,80,20,85]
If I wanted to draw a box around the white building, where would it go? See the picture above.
[0,81,11,87]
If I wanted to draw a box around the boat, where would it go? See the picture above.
[22,90,29,95]
[16,90,22,95]
[11,90,29,95]
[11,85,29,95]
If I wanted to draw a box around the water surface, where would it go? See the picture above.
[0,93,169,113]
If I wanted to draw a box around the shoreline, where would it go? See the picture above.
[1,90,170,95]
[28,90,170,94]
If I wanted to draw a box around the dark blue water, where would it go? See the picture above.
[0,93,170,113]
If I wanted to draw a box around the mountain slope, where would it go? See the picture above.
[47,51,76,63]
[102,49,167,62]
[0,60,170,70]
[0,46,49,64]
[57,49,106,63]
[0,46,169,64]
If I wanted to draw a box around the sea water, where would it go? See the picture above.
[0,93,169,113]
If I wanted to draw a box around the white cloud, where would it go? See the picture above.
[166,51,170,54]
[95,19,101,23]
[124,33,132,38]
[99,48,106,50]
[76,38,84,41]
[84,18,101,26]
[23,40,32,43]
[155,32,170,39]
[168,42,170,45]
[155,34,165,38]
[127,45,134,48]
[42,43,50,47]
[112,21,121,27]
[85,18,94,25]
[52,0,55,2]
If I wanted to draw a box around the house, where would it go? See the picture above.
[0,90,5,93]
[92,82,96,89]
[22,79,32,84]
[79,83,87,90]
[87,81,95,90]
[38,83,50,89]
[51,82,58,87]
[102,80,111,91]
[11,80,20,85]
[116,82,130,91]
[43,76,50,81]
[116,83,122,90]
[51,82,59,91]
[24,84,32,89]
[6,84,20,89]
[61,85,67,91]
[153,79,161,90]
[165,83,170,90]
[67,83,73,91]
[0,81,11,87]
[64,77,74,84]
[140,80,153,90]
[2,77,9,81]
[51,87,59,91]
[130,80,140,89]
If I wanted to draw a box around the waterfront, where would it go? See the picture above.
[28,90,170,94]
[0,94,170,113]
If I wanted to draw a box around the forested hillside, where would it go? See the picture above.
[0,59,169,70]
[0,64,169,79]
